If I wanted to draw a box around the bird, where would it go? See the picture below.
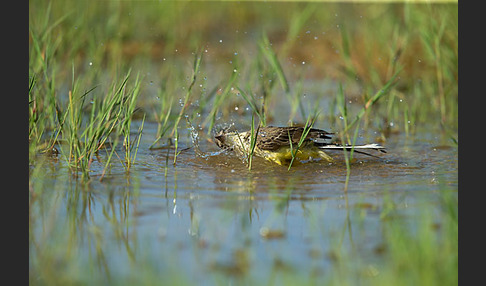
[214,126,386,166]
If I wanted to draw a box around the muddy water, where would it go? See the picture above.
[29,119,457,284]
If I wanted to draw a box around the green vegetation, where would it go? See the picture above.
[29,1,457,285]
[29,1,458,173]
[287,113,318,170]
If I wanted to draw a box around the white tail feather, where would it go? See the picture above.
[320,143,385,150]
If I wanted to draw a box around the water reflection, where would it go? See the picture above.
[29,125,457,284]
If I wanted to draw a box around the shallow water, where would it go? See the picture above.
[29,1,457,283]
[29,120,457,284]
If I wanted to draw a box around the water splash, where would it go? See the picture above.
[186,119,237,159]
[186,118,203,157]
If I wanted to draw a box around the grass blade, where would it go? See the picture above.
[344,67,402,133]
[258,32,290,93]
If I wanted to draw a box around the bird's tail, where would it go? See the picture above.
[318,143,386,158]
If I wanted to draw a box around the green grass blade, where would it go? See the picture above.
[288,113,318,170]
[344,67,402,133]
[258,32,290,93]
[204,70,238,135]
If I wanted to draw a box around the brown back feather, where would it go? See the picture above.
[256,126,332,151]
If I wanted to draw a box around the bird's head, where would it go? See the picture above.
[214,129,230,149]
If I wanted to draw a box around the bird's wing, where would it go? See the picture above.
[256,127,332,151]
